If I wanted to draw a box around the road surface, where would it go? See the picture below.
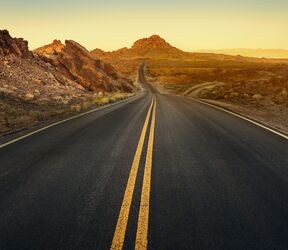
[0,65,288,249]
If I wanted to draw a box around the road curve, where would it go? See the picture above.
[0,65,288,249]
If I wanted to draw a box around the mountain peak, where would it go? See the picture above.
[34,39,64,56]
[52,39,62,45]
[132,34,170,49]
[148,34,165,41]
[90,34,186,59]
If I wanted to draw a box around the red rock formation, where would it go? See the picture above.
[54,40,134,92]
[90,34,187,59]
[0,30,32,58]
[33,39,64,56]
[34,40,135,92]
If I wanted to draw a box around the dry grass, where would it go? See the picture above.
[93,96,110,105]
[93,92,133,106]
[0,91,134,137]
[70,104,82,112]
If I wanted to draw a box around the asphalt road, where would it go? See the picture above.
[0,65,288,250]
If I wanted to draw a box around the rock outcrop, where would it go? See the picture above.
[0,30,95,135]
[35,40,134,92]
[0,30,32,58]
[33,39,64,56]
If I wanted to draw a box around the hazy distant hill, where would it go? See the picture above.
[90,35,288,67]
[90,35,288,78]
[196,49,288,59]
[91,35,188,59]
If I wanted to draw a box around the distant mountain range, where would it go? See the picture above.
[90,35,288,61]
[195,49,288,59]
[90,35,188,59]
[88,35,288,78]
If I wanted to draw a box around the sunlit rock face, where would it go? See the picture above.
[58,40,134,92]
[34,39,65,56]
[35,39,135,93]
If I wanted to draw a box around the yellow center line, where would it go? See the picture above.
[135,96,157,250]
[110,97,154,250]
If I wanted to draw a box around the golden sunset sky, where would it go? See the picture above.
[1,0,288,52]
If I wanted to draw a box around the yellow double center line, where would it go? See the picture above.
[111,96,156,250]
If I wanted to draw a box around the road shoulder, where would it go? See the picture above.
[0,92,143,147]
[189,97,288,139]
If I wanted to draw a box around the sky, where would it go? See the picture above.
[1,0,288,51]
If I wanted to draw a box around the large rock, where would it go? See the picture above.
[55,40,134,92]
[0,30,32,58]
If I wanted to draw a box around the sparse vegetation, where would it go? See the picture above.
[70,104,82,112]
[146,60,288,134]
[0,91,134,137]
[0,30,136,138]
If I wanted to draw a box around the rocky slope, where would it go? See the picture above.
[0,30,93,135]
[35,40,134,92]
[0,30,135,136]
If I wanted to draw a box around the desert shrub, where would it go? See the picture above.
[100,96,110,105]
[81,102,91,111]
[93,96,110,105]
[109,96,118,103]
[92,92,132,106]
[70,104,81,112]
[110,93,126,103]
[29,111,44,121]
[48,110,65,117]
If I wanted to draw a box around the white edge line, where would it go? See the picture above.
[0,93,142,149]
[191,98,288,140]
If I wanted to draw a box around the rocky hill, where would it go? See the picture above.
[91,35,187,60]
[0,30,135,136]
[129,35,187,58]
[91,34,287,63]
[90,34,288,79]
[35,40,134,92]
